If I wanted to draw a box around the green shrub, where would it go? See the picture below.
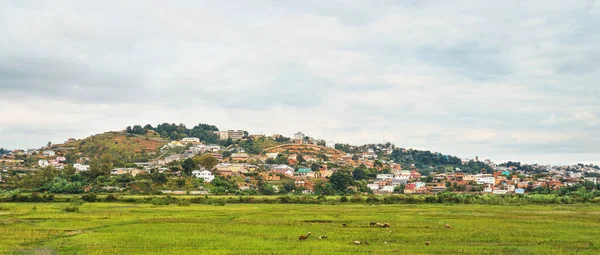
[64,206,80,213]
[105,194,119,202]
[81,193,97,202]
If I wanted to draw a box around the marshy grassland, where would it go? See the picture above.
[1,202,599,254]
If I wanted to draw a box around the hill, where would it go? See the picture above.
[54,131,168,162]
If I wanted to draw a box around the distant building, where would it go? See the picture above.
[181,137,200,143]
[216,130,245,140]
[583,177,598,184]
[42,150,56,157]
[293,131,306,140]
[192,170,214,182]
[38,160,49,168]
[73,163,90,172]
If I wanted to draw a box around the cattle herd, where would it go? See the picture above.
[298,222,452,246]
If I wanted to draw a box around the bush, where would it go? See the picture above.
[339,196,348,203]
[177,200,190,206]
[105,194,119,202]
[81,193,97,202]
[63,206,80,213]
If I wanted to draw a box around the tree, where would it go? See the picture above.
[310,163,321,172]
[329,172,354,193]
[352,167,367,181]
[351,154,359,161]
[282,180,297,193]
[181,158,197,176]
[194,154,218,170]
[131,125,145,135]
[394,184,405,194]
[314,180,335,195]
[296,154,305,163]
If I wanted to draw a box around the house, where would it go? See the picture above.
[249,134,265,139]
[38,160,49,167]
[56,156,67,162]
[515,188,525,194]
[73,163,90,172]
[266,153,279,159]
[293,131,306,140]
[367,184,380,190]
[376,174,394,180]
[381,185,395,193]
[431,185,447,193]
[296,168,312,176]
[110,168,147,176]
[477,174,495,185]
[42,150,56,157]
[216,130,245,140]
[492,189,508,195]
[259,172,281,181]
[231,153,249,161]
[192,170,214,182]
[181,137,200,143]
[284,170,294,177]
[583,177,598,184]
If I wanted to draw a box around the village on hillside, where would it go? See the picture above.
[1,125,599,196]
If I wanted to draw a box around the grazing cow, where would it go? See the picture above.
[382,223,391,228]
[353,241,361,245]
[444,224,452,229]
[425,241,430,246]
[369,222,377,227]
[375,223,385,228]
[342,223,348,227]
[319,235,327,239]
[299,232,311,241]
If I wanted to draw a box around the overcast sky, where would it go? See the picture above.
[1,1,599,165]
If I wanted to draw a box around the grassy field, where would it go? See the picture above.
[1,203,599,254]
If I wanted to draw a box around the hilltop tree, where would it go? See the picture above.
[194,154,219,170]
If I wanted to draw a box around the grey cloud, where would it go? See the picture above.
[0,0,599,164]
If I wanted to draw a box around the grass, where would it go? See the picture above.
[1,203,599,254]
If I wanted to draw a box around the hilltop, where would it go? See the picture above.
[54,131,168,162]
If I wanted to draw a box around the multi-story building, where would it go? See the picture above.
[216,130,245,140]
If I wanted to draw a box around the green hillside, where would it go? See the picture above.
[55,132,168,162]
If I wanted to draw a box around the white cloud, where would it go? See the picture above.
[0,0,599,165]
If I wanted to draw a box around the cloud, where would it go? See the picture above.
[0,0,599,165]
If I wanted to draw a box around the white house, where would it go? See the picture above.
[381,185,395,193]
[376,174,394,180]
[192,170,214,182]
[42,150,56,157]
[492,189,508,195]
[483,187,493,193]
[477,175,496,185]
[284,170,294,177]
[182,137,200,143]
[583,177,598,184]
[266,153,279,159]
[38,160,49,167]
[367,184,380,190]
[73,163,90,172]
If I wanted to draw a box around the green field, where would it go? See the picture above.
[1,203,599,254]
